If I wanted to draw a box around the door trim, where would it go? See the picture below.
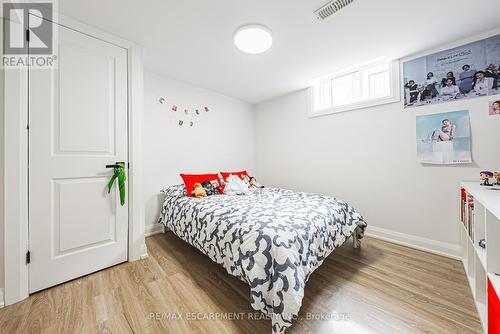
[2,14,146,306]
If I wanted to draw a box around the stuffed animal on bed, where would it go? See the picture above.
[224,175,250,195]
[201,180,221,196]
[192,183,207,198]
[210,180,221,193]
[241,175,264,189]
[201,181,215,195]
[249,176,264,189]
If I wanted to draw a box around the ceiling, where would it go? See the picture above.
[59,0,500,104]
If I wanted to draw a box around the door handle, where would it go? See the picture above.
[106,162,125,169]
[106,162,127,206]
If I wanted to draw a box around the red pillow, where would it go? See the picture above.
[180,173,221,197]
[220,170,249,181]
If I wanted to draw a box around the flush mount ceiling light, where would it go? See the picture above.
[234,24,273,54]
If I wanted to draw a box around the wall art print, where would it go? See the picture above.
[489,99,500,115]
[403,34,500,109]
[416,110,471,165]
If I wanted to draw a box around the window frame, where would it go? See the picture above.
[330,70,361,108]
[308,59,401,118]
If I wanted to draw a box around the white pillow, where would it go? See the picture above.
[224,174,250,195]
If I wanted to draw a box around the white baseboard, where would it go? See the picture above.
[145,223,165,237]
[0,288,4,308]
[139,242,149,260]
[365,225,461,260]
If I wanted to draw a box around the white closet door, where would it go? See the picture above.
[29,21,129,293]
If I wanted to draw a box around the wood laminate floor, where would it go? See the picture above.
[0,233,482,334]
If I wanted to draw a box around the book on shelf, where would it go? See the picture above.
[461,188,475,241]
[461,188,466,225]
[469,194,474,242]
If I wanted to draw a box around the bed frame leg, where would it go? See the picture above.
[353,226,362,249]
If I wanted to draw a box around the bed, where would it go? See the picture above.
[158,185,367,333]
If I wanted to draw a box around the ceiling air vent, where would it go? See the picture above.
[314,0,355,21]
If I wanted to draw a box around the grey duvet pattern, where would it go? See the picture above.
[158,185,367,333]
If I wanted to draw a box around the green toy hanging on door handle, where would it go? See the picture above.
[107,162,126,206]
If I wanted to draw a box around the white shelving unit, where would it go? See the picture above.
[460,181,500,333]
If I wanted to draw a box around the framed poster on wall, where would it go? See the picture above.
[403,34,500,109]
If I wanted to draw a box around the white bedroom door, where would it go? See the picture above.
[29,21,129,292]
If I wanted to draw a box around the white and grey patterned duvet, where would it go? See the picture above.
[158,185,367,333]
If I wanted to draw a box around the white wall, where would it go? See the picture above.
[143,71,256,232]
[255,89,500,256]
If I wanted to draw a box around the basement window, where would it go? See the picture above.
[309,58,400,117]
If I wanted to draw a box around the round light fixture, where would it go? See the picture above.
[234,24,273,54]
